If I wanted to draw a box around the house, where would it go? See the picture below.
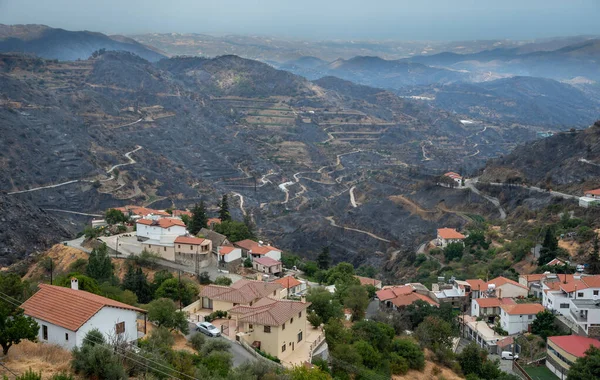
[584,188,600,199]
[207,218,222,229]
[117,206,169,220]
[217,246,243,270]
[21,279,146,350]
[486,276,528,299]
[272,276,307,298]
[466,279,487,299]
[172,210,192,219]
[462,315,509,354]
[198,279,283,312]
[198,228,230,254]
[253,257,283,276]
[444,172,463,185]
[231,297,311,359]
[377,285,438,310]
[136,218,187,242]
[432,279,473,311]
[471,297,516,320]
[546,258,569,267]
[436,228,466,247]
[546,335,600,379]
[518,273,548,298]
[234,239,282,261]
[355,276,382,289]
[569,298,600,337]
[173,236,212,269]
[500,303,545,335]
[579,196,600,208]
[542,274,600,324]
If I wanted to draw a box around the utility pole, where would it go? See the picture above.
[178,270,182,312]
[50,259,53,285]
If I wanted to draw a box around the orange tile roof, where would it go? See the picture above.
[488,276,528,290]
[437,228,465,240]
[466,279,487,291]
[137,218,186,228]
[172,210,192,217]
[355,276,382,287]
[501,303,545,315]
[174,236,207,245]
[253,257,281,267]
[200,279,282,304]
[234,239,259,251]
[444,172,462,179]
[560,280,588,293]
[582,276,600,288]
[233,239,281,254]
[585,188,600,196]
[474,297,516,308]
[376,285,414,301]
[207,218,221,226]
[218,246,238,255]
[21,284,145,332]
[547,258,567,266]
[520,274,546,283]
[548,335,600,357]
[230,297,310,327]
[272,276,302,289]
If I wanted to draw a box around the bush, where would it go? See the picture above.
[213,276,232,286]
[146,326,175,351]
[16,369,42,380]
[50,374,74,380]
[307,311,323,328]
[202,351,233,377]
[190,333,206,352]
[197,271,211,285]
[200,339,231,356]
[204,310,228,322]
[243,258,252,268]
[390,353,409,375]
[128,249,160,269]
[69,258,88,274]
[255,348,281,363]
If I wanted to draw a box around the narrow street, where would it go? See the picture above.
[185,322,256,367]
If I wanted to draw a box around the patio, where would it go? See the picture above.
[279,326,325,367]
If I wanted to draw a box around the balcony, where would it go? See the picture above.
[570,308,588,322]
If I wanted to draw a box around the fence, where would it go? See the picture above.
[513,360,533,380]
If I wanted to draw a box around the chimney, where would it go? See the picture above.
[71,277,79,291]
[498,288,502,299]
[301,296,306,304]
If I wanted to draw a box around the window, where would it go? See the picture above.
[281,344,286,352]
[42,325,48,340]
[528,315,533,320]
[273,291,276,296]
[264,326,271,333]
[116,321,125,334]
[595,290,599,296]
[578,292,584,298]
[282,323,286,330]
[290,317,294,324]
[297,331,303,342]
[178,245,181,248]
[298,311,302,318]
[560,303,570,309]
[164,247,167,252]
[249,324,253,329]
[65,333,69,341]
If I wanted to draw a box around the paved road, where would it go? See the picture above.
[488,182,578,201]
[489,353,518,376]
[465,178,507,220]
[324,216,391,243]
[185,322,256,367]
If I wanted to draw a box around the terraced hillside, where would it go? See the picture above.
[1,51,531,274]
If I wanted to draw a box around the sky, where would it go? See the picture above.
[0,0,599,41]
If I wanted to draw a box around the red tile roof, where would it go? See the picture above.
[376,285,414,301]
[437,228,465,240]
[582,276,600,288]
[230,297,310,327]
[547,258,568,266]
[520,274,546,283]
[548,335,600,358]
[355,276,382,287]
[234,239,259,251]
[200,279,282,304]
[174,236,207,245]
[253,257,281,267]
[488,276,528,290]
[501,303,545,315]
[444,172,462,179]
[560,280,588,293]
[233,239,281,254]
[137,218,186,228]
[466,279,487,291]
[272,276,302,289]
[207,218,221,226]
[585,188,600,196]
[474,297,516,308]
[218,246,238,255]
[172,210,192,217]
[21,284,145,332]
[390,292,438,307]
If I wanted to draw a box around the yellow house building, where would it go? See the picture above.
[546,335,600,379]
[198,279,283,311]
[230,297,311,358]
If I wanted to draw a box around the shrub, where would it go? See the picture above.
[255,348,281,363]
[50,374,74,380]
[204,310,228,322]
[243,258,252,268]
[16,369,41,380]
[146,326,175,351]
[190,333,206,352]
[307,311,323,328]
[68,258,88,274]
[213,276,232,286]
[390,353,409,375]
[197,271,211,285]
[128,249,160,269]
[200,339,231,356]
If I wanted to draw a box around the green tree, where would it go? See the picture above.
[188,201,208,235]
[71,329,126,380]
[306,287,343,323]
[351,320,395,353]
[202,351,233,377]
[352,340,381,369]
[330,344,362,379]
[317,246,331,270]
[531,310,560,339]
[146,325,175,352]
[391,338,425,370]
[458,342,486,377]
[344,285,369,321]
[444,242,464,261]
[0,306,39,355]
[568,346,600,380]
[87,243,113,282]
[324,318,351,351]
[155,278,198,306]
[588,238,600,275]
[151,270,174,292]
[122,267,152,304]
[219,194,231,222]
[213,276,233,286]
[213,220,253,242]
[307,311,323,328]
[538,227,558,266]
[57,274,100,294]
[105,209,128,225]
[147,298,189,334]
[190,333,206,352]
[415,316,454,350]
[288,365,332,380]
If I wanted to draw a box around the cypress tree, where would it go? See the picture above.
[87,243,113,282]
[188,201,208,235]
[219,194,231,222]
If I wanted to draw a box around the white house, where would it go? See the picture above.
[486,276,529,299]
[271,276,307,298]
[136,218,187,242]
[471,297,516,319]
[542,275,600,321]
[21,279,146,350]
[234,239,282,261]
[436,228,466,247]
[217,246,243,268]
[500,303,545,335]
[584,188,600,199]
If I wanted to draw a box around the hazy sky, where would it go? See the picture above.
[1,0,599,41]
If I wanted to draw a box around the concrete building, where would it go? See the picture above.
[569,299,600,337]
[500,303,545,335]
[198,279,283,312]
[546,335,600,379]
[272,276,307,298]
[463,316,507,353]
[136,218,187,242]
[471,297,516,320]
[234,239,282,261]
[486,276,529,299]
[21,279,146,350]
[253,257,283,276]
[232,297,311,358]
[436,228,466,247]
[217,246,243,268]
[173,236,212,268]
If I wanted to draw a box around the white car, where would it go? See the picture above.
[501,351,518,360]
[196,322,221,337]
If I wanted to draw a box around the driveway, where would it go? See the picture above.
[185,322,256,367]
[490,353,517,376]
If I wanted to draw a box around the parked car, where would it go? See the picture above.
[196,322,221,337]
[501,351,518,360]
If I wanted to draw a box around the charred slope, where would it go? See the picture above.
[481,121,600,191]
[0,24,164,62]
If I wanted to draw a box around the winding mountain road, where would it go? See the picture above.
[106,145,143,175]
[349,186,359,207]
[44,209,103,217]
[232,192,247,216]
[465,178,507,220]
[325,216,390,243]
